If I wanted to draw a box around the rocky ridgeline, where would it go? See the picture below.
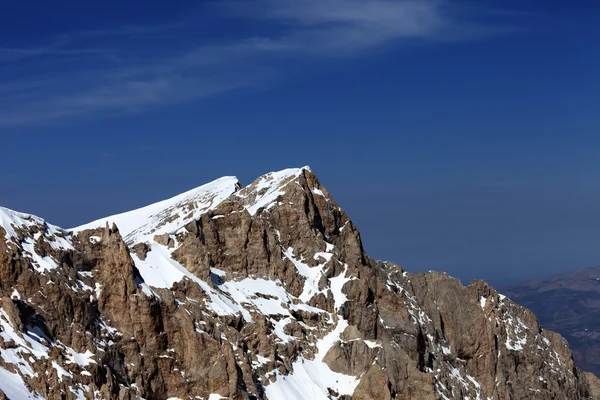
[0,167,598,400]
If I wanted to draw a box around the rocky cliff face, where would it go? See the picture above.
[0,167,598,400]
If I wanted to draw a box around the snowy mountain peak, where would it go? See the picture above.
[70,167,315,245]
[2,167,599,399]
[71,175,240,245]
[236,166,313,215]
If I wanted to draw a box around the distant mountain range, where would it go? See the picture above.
[504,266,600,376]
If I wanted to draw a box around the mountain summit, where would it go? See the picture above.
[0,167,598,399]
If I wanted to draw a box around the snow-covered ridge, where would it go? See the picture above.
[0,206,67,244]
[0,207,73,273]
[236,166,311,216]
[70,167,312,244]
[70,176,240,244]
[0,206,73,273]
[0,206,33,240]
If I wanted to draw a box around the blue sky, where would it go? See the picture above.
[1,1,599,285]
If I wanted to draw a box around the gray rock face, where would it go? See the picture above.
[0,167,598,399]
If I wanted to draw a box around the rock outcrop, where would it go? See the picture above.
[0,167,598,399]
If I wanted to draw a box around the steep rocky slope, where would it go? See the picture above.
[0,167,598,399]
[504,267,600,377]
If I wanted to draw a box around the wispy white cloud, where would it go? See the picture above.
[223,0,447,35]
[0,47,113,64]
[0,73,273,125]
[216,0,525,54]
[0,20,185,65]
[0,0,527,127]
[255,0,442,25]
[217,0,453,55]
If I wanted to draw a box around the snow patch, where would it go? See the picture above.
[0,366,43,399]
[52,360,72,382]
[264,319,360,400]
[21,239,59,273]
[89,236,101,244]
[329,266,351,311]
[0,309,49,377]
[66,347,96,367]
[283,247,330,302]
[132,243,252,322]
[311,188,325,197]
[220,278,291,317]
[504,316,528,351]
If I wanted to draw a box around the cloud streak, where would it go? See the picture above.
[0,0,526,127]
[234,0,448,33]
[220,0,450,53]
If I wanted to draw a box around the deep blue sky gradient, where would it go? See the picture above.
[1,1,599,285]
